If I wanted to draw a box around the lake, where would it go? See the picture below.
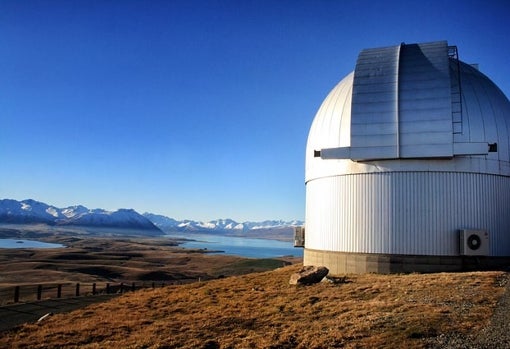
[166,233,303,258]
[0,239,64,249]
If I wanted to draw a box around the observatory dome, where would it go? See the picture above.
[303,41,510,274]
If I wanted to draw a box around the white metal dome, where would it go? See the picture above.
[304,41,510,273]
[307,44,510,182]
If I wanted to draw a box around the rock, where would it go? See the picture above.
[289,266,329,285]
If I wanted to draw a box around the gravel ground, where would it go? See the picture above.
[426,273,510,349]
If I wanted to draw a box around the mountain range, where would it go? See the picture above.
[142,213,303,234]
[0,199,160,231]
[0,199,303,237]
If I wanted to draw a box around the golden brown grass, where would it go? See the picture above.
[2,264,507,349]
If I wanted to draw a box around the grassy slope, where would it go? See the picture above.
[2,264,507,349]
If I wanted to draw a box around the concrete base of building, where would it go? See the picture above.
[304,248,510,274]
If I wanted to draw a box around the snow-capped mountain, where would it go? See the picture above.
[62,208,160,230]
[61,205,89,218]
[0,199,65,224]
[0,199,161,232]
[142,212,303,234]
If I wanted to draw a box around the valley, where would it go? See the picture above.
[0,228,300,306]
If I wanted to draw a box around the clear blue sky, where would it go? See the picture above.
[1,0,509,221]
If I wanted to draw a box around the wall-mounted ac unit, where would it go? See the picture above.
[459,230,489,256]
[294,226,305,248]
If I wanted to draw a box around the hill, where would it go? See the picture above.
[2,265,507,348]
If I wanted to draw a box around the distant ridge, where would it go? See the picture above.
[0,199,161,233]
[142,212,303,236]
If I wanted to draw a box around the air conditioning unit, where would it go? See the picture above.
[294,226,305,248]
[459,230,489,256]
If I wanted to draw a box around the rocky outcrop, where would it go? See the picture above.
[289,266,329,285]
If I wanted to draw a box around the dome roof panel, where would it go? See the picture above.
[456,61,510,164]
[306,72,353,182]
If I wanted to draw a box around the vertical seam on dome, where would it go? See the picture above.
[396,43,402,158]
[339,74,354,147]
[466,70,486,144]
[330,77,347,146]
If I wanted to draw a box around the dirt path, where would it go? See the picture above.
[0,294,119,333]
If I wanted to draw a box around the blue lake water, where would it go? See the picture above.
[0,239,64,249]
[166,233,303,258]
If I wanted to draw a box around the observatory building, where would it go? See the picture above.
[302,40,510,273]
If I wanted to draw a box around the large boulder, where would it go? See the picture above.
[289,266,329,285]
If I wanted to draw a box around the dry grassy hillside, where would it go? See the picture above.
[2,264,507,349]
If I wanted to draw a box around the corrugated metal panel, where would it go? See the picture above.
[349,41,455,160]
[398,41,453,158]
[350,45,400,159]
[305,172,510,256]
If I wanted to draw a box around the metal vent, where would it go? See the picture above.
[294,226,305,248]
[459,230,489,256]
